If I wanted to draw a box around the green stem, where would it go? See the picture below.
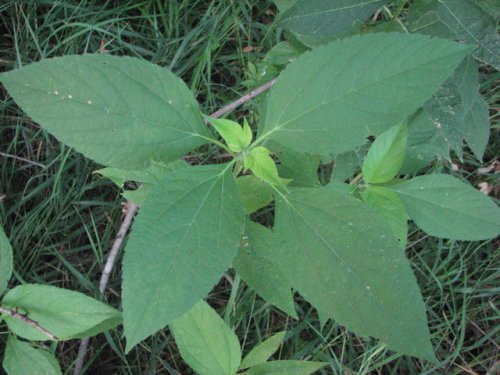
[224,273,241,322]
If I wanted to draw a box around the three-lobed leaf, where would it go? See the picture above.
[362,122,408,184]
[390,174,500,240]
[122,164,245,352]
[0,54,210,169]
[1,284,121,341]
[259,33,472,156]
[233,222,296,317]
[240,331,286,369]
[171,300,241,375]
[0,225,13,296]
[273,188,436,362]
[3,336,61,375]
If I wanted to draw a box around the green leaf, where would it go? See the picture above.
[206,117,252,152]
[122,164,245,352]
[244,147,290,190]
[0,225,13,296]
[273,188,436,362]
[240,331,286,369]
[463,94,490,162]
[278,0,387,36]
[326,182,357,196]
[274,0,298,13]
[0,54,210,169]
[3,336,61,375]
[400,110,447,173]
[330,150,363,183]
[270,142,320,187]
[409,0,500,70]
[362,122,408,184]
[361,186,408,249]
[171,300,241,375]
[259,33,472,156]
[97,160,188,204]
[243,360,328,375]
[390,174,500,240]
[96,160,188,188]
[264,41,305,66]
[236,176,274,214]
[404,56,490,164]
[233,222,296,317]
[1,284,121,341]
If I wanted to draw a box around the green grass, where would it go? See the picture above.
[0,1,498,374]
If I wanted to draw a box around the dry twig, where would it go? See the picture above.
[0,306,58,341]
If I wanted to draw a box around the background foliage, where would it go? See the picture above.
[0,0,498,374]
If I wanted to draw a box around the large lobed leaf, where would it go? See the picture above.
[122,164,245,351]
[273,188,436,362]
[259,33,472,156]
[171,300,241,375]
[1,284,121,341]
[0,54,210,169]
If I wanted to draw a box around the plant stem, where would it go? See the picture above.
[210,78,277,119]
[73,78,277,375]
[0,151,47,168]
[0,306,58,341]
[74,202,138,375]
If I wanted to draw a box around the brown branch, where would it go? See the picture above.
[99,201,139,294]
[0,306,58,341]
[0,151,47,168]
[209,78,277,119]
[73,79,276,375]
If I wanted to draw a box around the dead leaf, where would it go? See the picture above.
[478,182,493,196]
[478,160,499,174]
[242,46,258,53]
